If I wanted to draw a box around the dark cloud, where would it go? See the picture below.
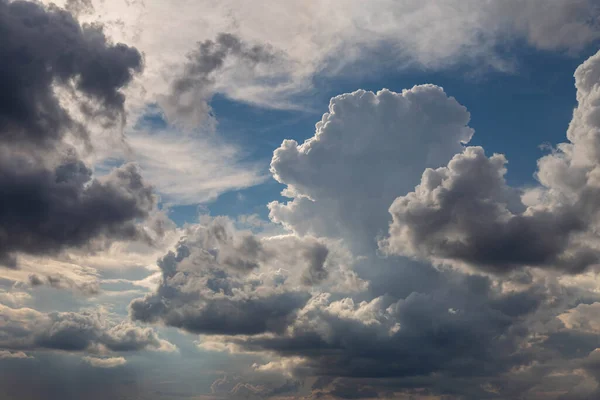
[0,304,174,353]
[381,146,598,273]
[160,32,278,127]
[0,154,155,267]
[231,273,537,380]
[0,0,143,147]
[383,51,600,274]
[130,218,338,335]
[0,0,153,268]
[129,217,354,336]
[301,242,329,285]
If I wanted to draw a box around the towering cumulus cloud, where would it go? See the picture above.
[0,0,153,268]
[382,51,600,274]
[270,86,474,251]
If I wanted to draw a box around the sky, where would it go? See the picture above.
[3,1,600,399]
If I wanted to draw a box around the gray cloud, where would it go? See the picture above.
[129,217,357,336]
[29,273,100,295]
[230,273,539,379]
[159,32,279,127]
[382,50,600,274]
[0,0,142,147]
[269,85,474,254]
[0,304,175,353]
[381,146,594,273]
[0,155,155,267]
[0,1,157,268]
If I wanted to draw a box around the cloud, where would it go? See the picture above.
[130,216,364,335]
[0,350,32,359]
[3,3,600,398]
[52,0,600,115]
[222,274,540,382]
[269,86,473,252]
[0,157,156,267]
[65,0,93,16]
[180,51,600,399]
[82,356,127,368]
[0,0,159,268]
[382,50,600,274]
[159,32,283,128]
[123,125,266,205]
[0,0,142,148]
[0,304,175,354]
[28,273,100,295]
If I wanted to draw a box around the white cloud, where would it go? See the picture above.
[122,129,266,205]
[46,0,600,115]
[82,356,127,368]
[269,86,473,252]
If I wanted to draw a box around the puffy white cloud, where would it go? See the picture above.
[270,86,473,252]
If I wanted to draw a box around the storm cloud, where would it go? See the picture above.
[0,0,155,268]
[0,0,142,147]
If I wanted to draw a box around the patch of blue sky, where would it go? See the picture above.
[145,44,598,226]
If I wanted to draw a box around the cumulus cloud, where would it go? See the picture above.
[0,0,142,147]
[0,157,155,267]
[3,2,600,399]
[0,0,157,268]
[0,304,175,354]
[130,216,364,335]
[180,50,600,398]
[383,50,600,274]
[270,86,473,252]
[222,274,540,381]
[0,350,32,359]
